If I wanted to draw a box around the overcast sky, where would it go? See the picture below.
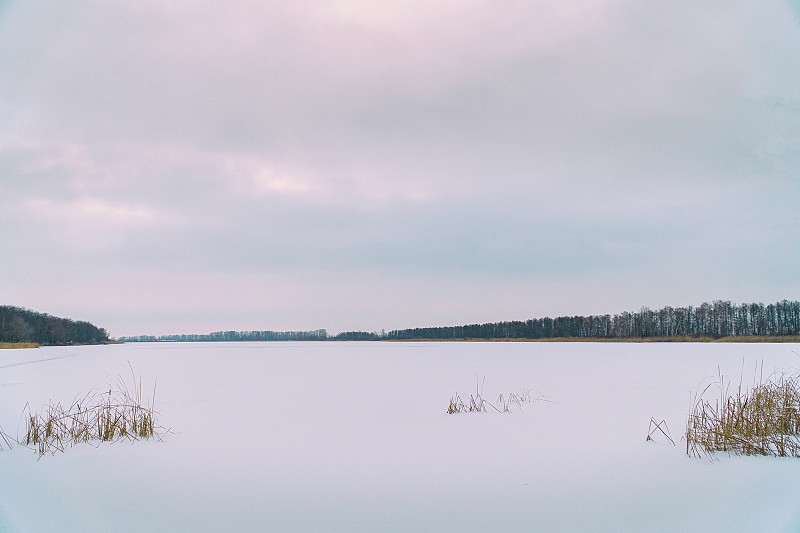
[1,1,799,337]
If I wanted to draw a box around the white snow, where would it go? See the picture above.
[2,341,800,532]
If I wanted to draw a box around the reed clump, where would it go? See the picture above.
[447,377,547,414]
[22,364,164,456]
[686,367,800,458]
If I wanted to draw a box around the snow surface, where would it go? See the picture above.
[2,341,800,532]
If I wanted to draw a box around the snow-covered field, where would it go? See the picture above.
[1,341,800,532]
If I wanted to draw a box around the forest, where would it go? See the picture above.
[0,306,109,345]
[117,329,329,343]
[386,300,800,340]
[116,299,800,343]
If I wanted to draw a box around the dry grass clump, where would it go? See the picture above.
[447,377,546,414]
[22,364,165,456]
[686,366,800,459]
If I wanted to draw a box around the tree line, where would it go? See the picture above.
[119,329,389,342]
[117,329,329,343]
[0,306,109,345]
[115,300,799,343]
[385,300,800,340]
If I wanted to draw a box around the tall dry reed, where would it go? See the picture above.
[22,363,165,456]
[0,424,12,450]
[686,365,800,458]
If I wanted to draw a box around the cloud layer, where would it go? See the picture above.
[1,1,798,336]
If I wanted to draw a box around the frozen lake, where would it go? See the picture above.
[2,341,800,532]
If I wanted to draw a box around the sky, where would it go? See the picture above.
[1,0,799,338]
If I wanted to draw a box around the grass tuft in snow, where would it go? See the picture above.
[21,363,166,456]
[686,365,800,459]
[447,376,546,414]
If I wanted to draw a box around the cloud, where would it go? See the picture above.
[25,197,159,223]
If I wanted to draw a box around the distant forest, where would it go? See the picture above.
[0,306,109,345]
[117,300,800,343]
[385,300,800,340]
[117,329,329,343]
